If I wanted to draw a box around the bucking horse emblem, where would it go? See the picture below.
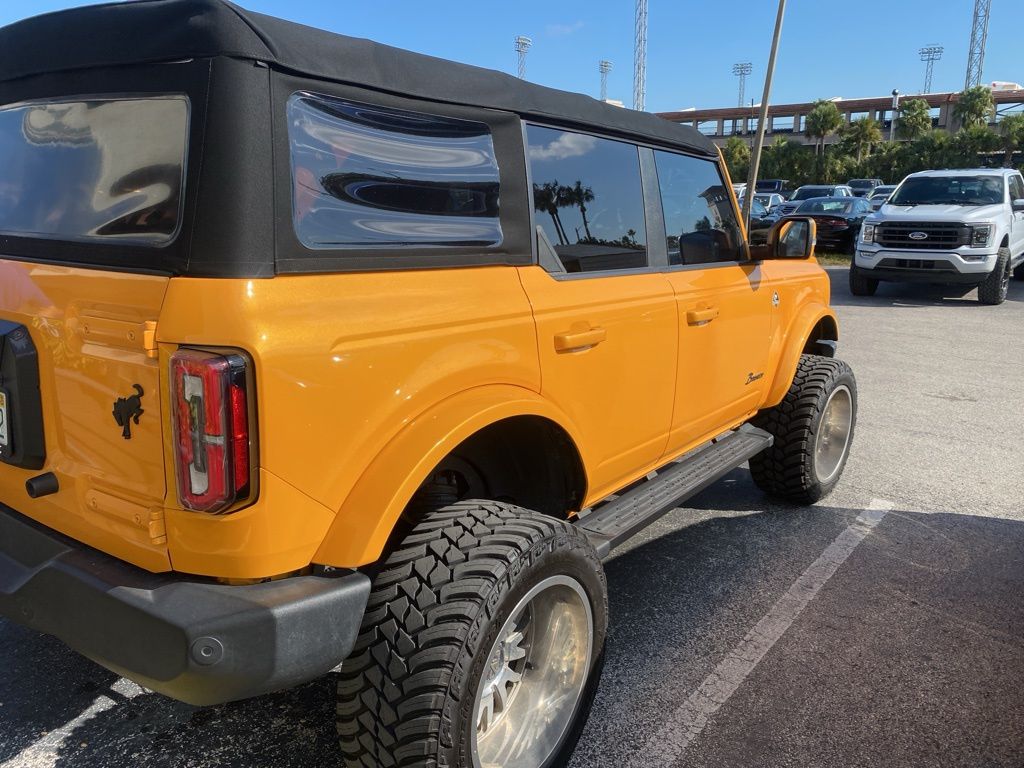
[112,384,145,439]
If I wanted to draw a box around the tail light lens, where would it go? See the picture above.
[169,348,253,513]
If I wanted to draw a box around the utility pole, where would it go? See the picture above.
[889,89,900,142]
[514,35,532,80]
[599,60,613,101]
[733,62,753,108]
[742,0,786,230]
[919,45,943,94]
[633,0,648,110]
[965,0,992,89]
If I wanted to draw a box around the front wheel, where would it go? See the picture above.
[978,247,1011,305]
[848,263,878,297]
[749,355,857,504]
[337,501,607,768]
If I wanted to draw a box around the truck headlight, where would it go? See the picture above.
[861,223,876,244]
[970,224,993,247]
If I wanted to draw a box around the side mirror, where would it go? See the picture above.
[1012,198,1024,212]
[749,217,817,260]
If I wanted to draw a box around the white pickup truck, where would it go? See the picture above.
[851,168,1024,305]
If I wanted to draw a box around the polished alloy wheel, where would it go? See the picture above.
[814,384,854,484]
[472,575,593,768]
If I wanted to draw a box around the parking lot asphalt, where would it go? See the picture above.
[2,267,1023,768]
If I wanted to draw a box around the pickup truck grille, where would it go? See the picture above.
[875,222,969,250]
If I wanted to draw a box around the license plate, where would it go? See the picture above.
[0,389,8,448]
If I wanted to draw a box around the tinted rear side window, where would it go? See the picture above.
[654,150,742,265]
[0,97,188,244]
[526,125,647,273]
[288,92,502,249]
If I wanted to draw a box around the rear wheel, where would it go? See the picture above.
[978,247,1011,305]
[337,500,607,768]
[749,355,857,504]
[848,263,878,297]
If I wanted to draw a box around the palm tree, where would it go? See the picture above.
[999,114,1024,167]
[896,98,933,141]
[567,181,595,239]
[533,181,569,244]
[804,100,843,157]
[954,86,995,130]
[841,117,883,164]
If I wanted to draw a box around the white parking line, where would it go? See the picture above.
[633,498,894,766]
[0,679,143,768]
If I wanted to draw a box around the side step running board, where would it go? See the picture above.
[578,424,773,558]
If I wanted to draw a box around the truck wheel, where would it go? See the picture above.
[848,263,878,297]
[337,500,607,768]
[749,354,857,504]
[978,248,1011,305]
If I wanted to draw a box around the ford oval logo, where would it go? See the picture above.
[909,231,928,240]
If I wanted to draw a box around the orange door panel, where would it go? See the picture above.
[662,263,772,456]
[517,265,676,502]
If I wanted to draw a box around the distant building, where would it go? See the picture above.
[657,89,1024,147]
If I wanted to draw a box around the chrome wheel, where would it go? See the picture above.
[472,575,593,768]
[813,384,853,484]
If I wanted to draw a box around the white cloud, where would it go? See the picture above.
[528,132,598,161]
[546,21,584,37]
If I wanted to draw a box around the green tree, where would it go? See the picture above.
[999,114,1024,167]
[533,181,569,244]
[952,125,1000,165]
[721,136,750,185]
[840,117,883,163]
[804,100,843,157]
[759,138,816,186]
[954,86,995,130]
[896,98,933,141]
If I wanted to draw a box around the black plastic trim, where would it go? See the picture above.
[0,503,370,706]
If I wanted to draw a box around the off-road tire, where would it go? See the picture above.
[978,247,1011,305]
[336,500,607,768]
[848,263,878,297]
[749,354,857,504]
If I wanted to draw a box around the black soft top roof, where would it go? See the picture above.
[0,0,715,158]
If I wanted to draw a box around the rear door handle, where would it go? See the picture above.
[686,307,719,326]
[554,326,607,352]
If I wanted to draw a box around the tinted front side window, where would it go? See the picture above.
[526,125,646,273]
[0,97,188,244]
[288,93,502,249]
[654,150,742,265]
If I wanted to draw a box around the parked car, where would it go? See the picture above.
[776,184,855,216]
[0,2,856,767]
[847,178,884,197]
[755,178,790,194]
[732,182,747,197]
[867,184,898,211]
[753,192,786,214]
[791,196,873,253]
[852,168,1024,304]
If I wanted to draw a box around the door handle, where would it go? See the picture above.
[554,326,607,352]
[686,307,719,326]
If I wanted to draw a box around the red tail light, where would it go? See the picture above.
[819,217,849,228]
[169,348,253,513]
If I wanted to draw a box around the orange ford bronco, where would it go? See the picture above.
[0,2,856,766]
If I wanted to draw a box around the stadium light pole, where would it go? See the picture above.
[742,0,786,230]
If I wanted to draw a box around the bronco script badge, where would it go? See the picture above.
[112,384,145,439]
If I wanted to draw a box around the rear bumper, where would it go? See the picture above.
[0,503,370,706]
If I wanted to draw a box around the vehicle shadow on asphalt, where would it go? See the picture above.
[1,472,1022,768]
[826,266,1024,308]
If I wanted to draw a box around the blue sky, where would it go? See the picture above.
[3,1,1022,113]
